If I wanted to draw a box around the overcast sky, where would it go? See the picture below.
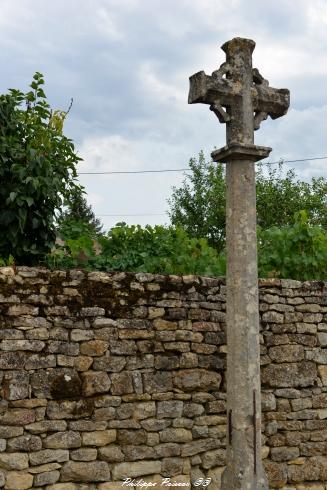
[1,0,327,231]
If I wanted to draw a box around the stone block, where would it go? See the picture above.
[25,420,67,434]
[264,460,287,488]
[98,445,124,463]
[4,471,34,489]
[112,461,161,480]
[29,449,69,465]
[160,428,192,443]
[110,372,134,395]
[157,401,183,419]
[261,392,276,411]
[82,430,116,446]
[34,470,60,486]
[60,461,110,482]
[261,361,316,387]
[7,435,42,452]
[122,445,155,461]
[81,371,111,396]
[143,372,173,394]
[70,448,97,461]
[44,431,81,449]
[0,409,35,426]
[117,430,147,445]
[1,371,29,400]
[173,369,221,392]
[0,452,29,470]
[269,345,304,362]
[80,340,108,356]
[93,356,126,372]
[270,446,299,462]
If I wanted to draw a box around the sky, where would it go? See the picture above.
[1,0,327,231]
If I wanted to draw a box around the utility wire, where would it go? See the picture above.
[98,213,166,217]
[78,155,327,175]
[79,168,190,175]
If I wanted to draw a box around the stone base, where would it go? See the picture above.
[221,464,269,490]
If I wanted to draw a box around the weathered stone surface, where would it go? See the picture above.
[60,461,111,482]
[270,446,299,462]
[118,430,147,445]
[82,430,116,446]
[157,401,183,419]
[4,471,34,489]
[70,448,97,461]
[98,445,124,462]
[269,345,304,362]
[264,460,287,488]
[30,369,82,399]
[262,361,316,387]
[44,431,81,449]
[7,434,42,452]
[112,460,161,479]
[181,438,220,457]
[81,371,111,396]
[34,470,60,486]
[143,372,173,394]
[1,371,29,400]
[47,400,94,420]
[29,449,69,465]
[160,428,192,443]
[0,452,29,470]
[93,356,126,372]
[80,340,108,357]
[173,369,221,391]
[110,372,134,395]
[0,409,35,426]
[2,268,327,489]
[25,420,67,433]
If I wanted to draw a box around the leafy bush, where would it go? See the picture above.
[0,73,83,264]
[46,223,225,276]
[258,211,327,280]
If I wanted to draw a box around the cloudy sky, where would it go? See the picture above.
[1,0,327,230]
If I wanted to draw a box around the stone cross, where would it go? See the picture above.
[189,37,290,489]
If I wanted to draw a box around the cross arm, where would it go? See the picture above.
[188,70,232,107]
[253,85,290,119]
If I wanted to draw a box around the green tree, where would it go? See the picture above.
[168,152,327,250]
[0,72,83,264]
[168,151,226,250]
[57,191,103,240]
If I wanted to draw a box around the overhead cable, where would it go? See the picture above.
[78,155,327,175]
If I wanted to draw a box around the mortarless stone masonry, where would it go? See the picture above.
[0,267,326,488]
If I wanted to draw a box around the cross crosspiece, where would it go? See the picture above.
[189,38,289,489]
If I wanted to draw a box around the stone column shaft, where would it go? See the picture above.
[221,159,267,489]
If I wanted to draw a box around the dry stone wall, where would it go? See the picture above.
[0,267,326,489]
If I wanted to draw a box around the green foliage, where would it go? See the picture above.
[57,191,103,240]
[168,153,327,251]
[46,223,225,276]
[258,211,327,280]
[0,72,83,265]
[256,163,327,230]
[168,151,226,251]
[0,255,15,267]
[45,215,327,280]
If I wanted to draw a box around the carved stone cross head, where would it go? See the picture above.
[189,37,290,147]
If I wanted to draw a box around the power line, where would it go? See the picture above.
[79,168,190,175]
[98,213,166,217]
[78,155,327,175]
